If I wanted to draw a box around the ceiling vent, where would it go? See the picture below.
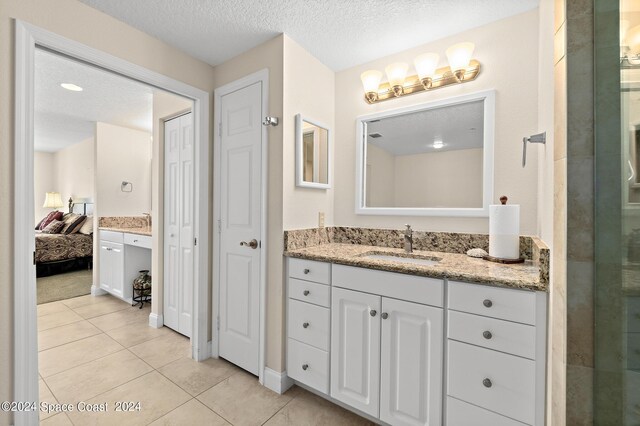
[369,132,383,138]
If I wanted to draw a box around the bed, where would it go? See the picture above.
[36,199,94,278]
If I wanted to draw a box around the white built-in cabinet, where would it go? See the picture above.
[285,257,547,426]
[163,112,194,337]
[99,230,151,303]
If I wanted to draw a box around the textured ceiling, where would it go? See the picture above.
[35,48,154,152]
[79,0,538,71]
[367,100,484,156]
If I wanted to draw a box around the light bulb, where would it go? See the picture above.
[446,42,475,81]
[360,70,383,103]
[385,62,409,96]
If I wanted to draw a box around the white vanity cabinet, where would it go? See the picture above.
[99,230,152,303]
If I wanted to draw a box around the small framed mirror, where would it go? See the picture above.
[356,90,495,217]
[296,114,331,189]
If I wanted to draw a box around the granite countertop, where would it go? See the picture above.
[284,243,546,292]
[99,226,152,237]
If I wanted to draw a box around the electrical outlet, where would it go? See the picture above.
[318,212,325,228]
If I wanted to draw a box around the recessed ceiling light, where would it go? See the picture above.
[433,140,444,149]
[60,83,83,92]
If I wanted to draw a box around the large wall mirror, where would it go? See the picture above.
[356,90,495,216]
[296,114,331,189]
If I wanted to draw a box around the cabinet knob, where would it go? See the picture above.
[483,378,492,388]
[133,239,138,243]
[303,268,310,274]
[370,310,377,317]
[381,312,389,319]
[302,364,309,371]
[483,299,493,308]
[302,322,309,329]
[483,330,493,340]
[303,290,310,296]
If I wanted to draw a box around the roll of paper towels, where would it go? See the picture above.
[489,202,520,260]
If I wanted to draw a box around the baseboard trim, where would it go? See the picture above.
[263,367,293,394]
[91,285,107,296]
[149,313,164,328]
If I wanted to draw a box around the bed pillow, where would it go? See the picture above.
[42,219,65,234]
[62,214,86,234]
[38,211,62,230]
[78,216,93,235]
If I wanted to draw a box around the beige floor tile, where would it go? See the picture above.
[67,372,191,426]
[61,293,120,309]
[44,349,153,404]
[106,323,173,348]
[89,306,150,332]
[40,413,73,425]
[38,320,102,351]
[38,309,84,332]
[197,371,293,426]
[72,297,132,319]
[39,379,58,420]
[129,332,190,369]
[39,333,124,377]
[264,389,374,426]
[148,399,230,426]
[158,357,240,396]
[37,301,72,317]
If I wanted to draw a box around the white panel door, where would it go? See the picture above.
[164,112,194,337]
[99,241,112,292]
[380,298,443,426]
[110,242,124,298]
[218,82,262,375]
[330,287,381,417]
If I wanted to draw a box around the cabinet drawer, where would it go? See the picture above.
[448,281,537,325]
[289,258,331,285]
[289,278,330,308]
[447,397,528,426]
[332,264,443,307]
[287,338,329,394]
[123,233,152,249]
[100,230,123,243]
[448,310,536,360]
[288,299,330,351]
[448,340,536,425]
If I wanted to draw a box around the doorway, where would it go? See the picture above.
[213,70,268,382]
[14,21,210,426]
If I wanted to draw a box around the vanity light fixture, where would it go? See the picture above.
[360,42,480,104]
[60,83,83,92]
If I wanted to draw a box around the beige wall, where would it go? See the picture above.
[0,0,216,421]
[55,137,95,208]
[33,151,55,223]
[334,10,540,233]
[96,122,152,217]
[283,36,335,230]
[212,35,285,371]
[366,144,395,207]
[151,90,193,323]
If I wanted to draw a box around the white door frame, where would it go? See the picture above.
[212,69,268,385]
[13,20,210,425]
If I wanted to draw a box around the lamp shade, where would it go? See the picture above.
[43,192,63,209]
[446,42,475,71]
[628,25,640,55]
[414,53,440,79]
[385,62,409,87]
[360,70,383,93]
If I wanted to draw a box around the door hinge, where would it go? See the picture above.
[194,238,197,246]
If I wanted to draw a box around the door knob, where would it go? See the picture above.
[240,239,258,249]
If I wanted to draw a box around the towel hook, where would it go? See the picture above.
[522,132,546,167]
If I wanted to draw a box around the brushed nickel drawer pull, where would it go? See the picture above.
[483,378,492,388]
[303,268,310,274]
[302,322,309,328]
[303,290,310,296]
[483,330,493,339]
[302,364,309,371]
[483,299,493,308]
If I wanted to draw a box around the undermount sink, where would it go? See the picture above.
[362,253,441,267]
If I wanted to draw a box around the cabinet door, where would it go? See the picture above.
[99,241,112,292]
[330,287,381,417]
[110,243,124,297]
[380,297,443,426]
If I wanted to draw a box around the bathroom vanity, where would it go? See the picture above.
[284,242,547,426]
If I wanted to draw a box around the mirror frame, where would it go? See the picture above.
[355,89,495,217]
[296,113,332,189]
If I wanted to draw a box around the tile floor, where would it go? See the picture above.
[37,294,372,425]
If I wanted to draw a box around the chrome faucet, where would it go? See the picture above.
[404,224,413,253]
